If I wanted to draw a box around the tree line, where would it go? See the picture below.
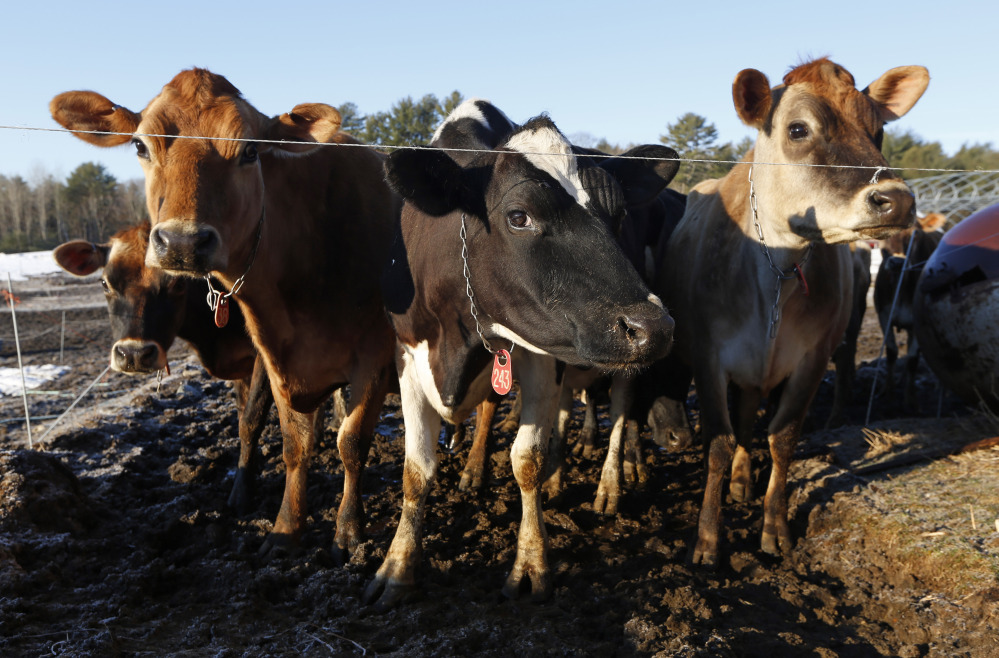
[2,94,996,252]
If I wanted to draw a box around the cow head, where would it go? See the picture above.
[53,224,187,373]
[732,58,929,243]
[50,69,343,278]
[386,116,678,370]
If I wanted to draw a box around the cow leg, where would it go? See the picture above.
[497,385,522,434]
[826,340,855,429]
[594,375,634,515]
[729,386,761,503]
[333,365,391,562]
[542,382,574,500]
[692,368,734,568]
[459,394,499,491]
[259,398,320,556]
[573,387,600,458]
[228,356,273,514]
[903,331,920,410]
[881,318,899,401]
[623,416,648,485]
[502,353,560,601]
[364,354,441,609]
[761,355,827,556]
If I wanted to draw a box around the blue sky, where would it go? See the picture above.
[1,0,995,183]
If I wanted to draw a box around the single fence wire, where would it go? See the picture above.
[4,122,999,177]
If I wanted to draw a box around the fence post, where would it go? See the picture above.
[6,272,33,448]
[60,310,66,363]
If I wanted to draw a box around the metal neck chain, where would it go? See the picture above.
[459,213,515,356]
[748,166,813,339]
[205,206,265,312]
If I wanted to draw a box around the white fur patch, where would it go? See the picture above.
[431,97,492,144]
[490,323,554,357]
[505,126,591,207]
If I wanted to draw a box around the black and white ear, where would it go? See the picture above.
[385,148,470,217]
[53,240,110,276]
[601,145,681,207]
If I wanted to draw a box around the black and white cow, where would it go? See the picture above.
[364,115,678,608]
[425,98,686,513]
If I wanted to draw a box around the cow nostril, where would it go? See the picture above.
[195,229,217,252]
[618,317,639,340]
[869,190,894,213]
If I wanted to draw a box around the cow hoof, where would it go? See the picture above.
[593,490,618,516]
[730,481,751,503]
[690,545,719,569]
[362,577,416,611]
[258,532,297,560]
[502,566,552,602]
[458,469,483,491]
[227,469,255,515]
[761,530,792,556]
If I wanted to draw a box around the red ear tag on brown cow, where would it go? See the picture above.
[214,296,230,328]
[794,263,810,297]
[491,349,513,395]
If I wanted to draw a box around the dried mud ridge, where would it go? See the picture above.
[2,301,998,656]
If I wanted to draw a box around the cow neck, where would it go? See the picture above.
[747,166,813,340]
[459,212,515,357]
[204,205,265,323]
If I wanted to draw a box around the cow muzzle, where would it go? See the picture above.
[601,303,675,367]
[864,183,916,236]
[148,220,224,275]
[111,339,166,373]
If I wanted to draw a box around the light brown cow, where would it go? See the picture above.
[50,70,401,559]
[657,58,928,567]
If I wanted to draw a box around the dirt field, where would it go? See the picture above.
[1,271,998,657]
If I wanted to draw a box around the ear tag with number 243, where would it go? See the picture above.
[491,349,512,395]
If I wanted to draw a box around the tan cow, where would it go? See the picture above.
[50,70,401,560]
[657,58,928,567]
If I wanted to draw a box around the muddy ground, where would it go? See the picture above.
[1,272,998,657]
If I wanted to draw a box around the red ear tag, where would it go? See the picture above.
[214,296,230,328]
[794,263,809,297]
[491,349,513,395]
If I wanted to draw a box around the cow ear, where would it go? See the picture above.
[385,148,468,217]
[265,103,342,153]
[53,240,109,276]
[732,69,772,129]
[601,145,681,207]
[863,66,929,122]
[50,91,140,147]
[918,212,947,232]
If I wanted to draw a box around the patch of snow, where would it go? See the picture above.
[1,250,60,282]
[0,364,71,396]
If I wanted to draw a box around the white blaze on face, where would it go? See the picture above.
[506,126,591,207]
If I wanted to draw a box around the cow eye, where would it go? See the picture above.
[241,142,259,164]
[789,122,810,141]
[131,138,149,160]
[507,210,534,231]
[100,278,111,294]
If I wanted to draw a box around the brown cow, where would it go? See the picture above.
[874,212,947,408]
[657,58,928,567]
[52,223,273,514]
[50,69,401,559]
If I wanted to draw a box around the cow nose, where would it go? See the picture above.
[112,341,162,373]
[150,225,220,263]
[868,187,914,221]
[615,309,675,359]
